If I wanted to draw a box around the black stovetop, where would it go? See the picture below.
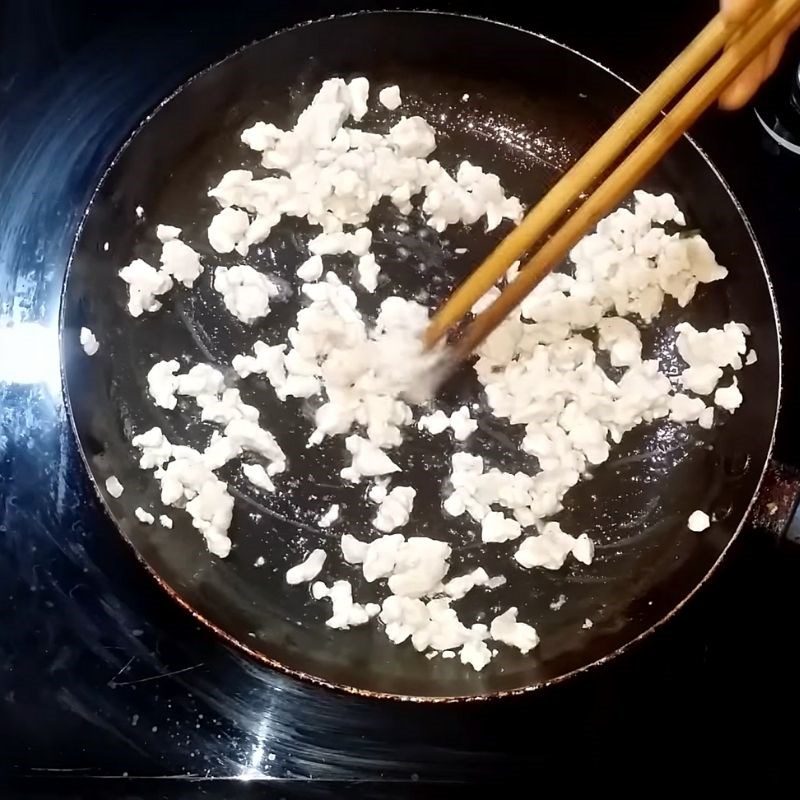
[3,1,800,795]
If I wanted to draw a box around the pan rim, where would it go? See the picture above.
[58,8,783,704]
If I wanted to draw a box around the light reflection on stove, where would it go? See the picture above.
[0,321,61,393]
[236,711,274,780]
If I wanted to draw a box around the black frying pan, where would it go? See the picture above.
[60,11,781,700]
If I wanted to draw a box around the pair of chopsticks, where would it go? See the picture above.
[425,0,800,359]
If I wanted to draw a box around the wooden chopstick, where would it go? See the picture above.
[423,10,757,348]
[426,0,798,358]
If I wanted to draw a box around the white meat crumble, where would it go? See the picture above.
[108,77,754,672]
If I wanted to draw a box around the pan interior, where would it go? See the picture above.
[61,12,779,698]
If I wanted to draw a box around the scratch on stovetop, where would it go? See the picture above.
[28,770,210,780]
[83,774,210,780]
[109,659,204,688]
[107,656,135,687]
[68,582,88,599]
[29,767,92,773]
[112,775,400,781]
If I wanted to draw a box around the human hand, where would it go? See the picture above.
[719,0,800,110]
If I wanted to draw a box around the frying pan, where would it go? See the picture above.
[60,11,781,700]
